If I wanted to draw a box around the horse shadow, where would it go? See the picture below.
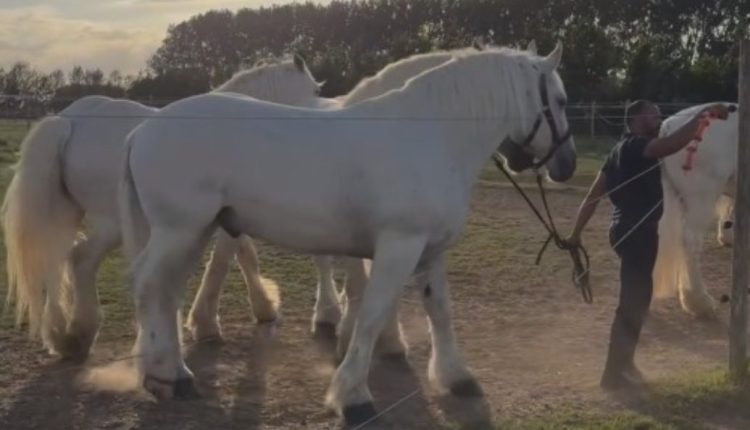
[0,358,81,430]
[643,306,729,364]
[130,324,274,430]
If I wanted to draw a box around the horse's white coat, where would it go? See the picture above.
[2,50,467,359]
[653,103,739,318]
[119,44,576,418]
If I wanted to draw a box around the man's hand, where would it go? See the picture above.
[702,103,731,120]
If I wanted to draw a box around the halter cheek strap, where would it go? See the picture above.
[507,73,572,170]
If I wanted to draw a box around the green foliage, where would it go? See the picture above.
[3,1,749,104]
[140,0,749,102]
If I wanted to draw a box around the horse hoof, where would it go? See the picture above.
[143,374,175,401]
[313,322,338,340]
[174,377,200,400]
[450,379,483,398]
[343,402,378,426]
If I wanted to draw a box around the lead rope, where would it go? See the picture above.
[492,152,593,304]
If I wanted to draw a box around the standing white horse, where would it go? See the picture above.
[653,102,739,318]
[2,56,343,361]
[119,43,575,424]
[2,50,468,362]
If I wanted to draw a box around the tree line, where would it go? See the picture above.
[2,0,749,112]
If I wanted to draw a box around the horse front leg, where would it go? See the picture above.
[418,254,480,396]
[326,234,425,425]
[337,257,408,362]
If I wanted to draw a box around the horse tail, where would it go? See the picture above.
[118,130,150,265]
[2,116,81,341]
[653,173,688,300]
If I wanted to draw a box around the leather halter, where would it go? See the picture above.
[509,73,572,169]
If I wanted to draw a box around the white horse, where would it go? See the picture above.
[119,43,575,424]
[653,102,739,318]
[2,50,468,362]
[1,57,321,361]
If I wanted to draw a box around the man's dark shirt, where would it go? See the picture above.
[601,133,663,229]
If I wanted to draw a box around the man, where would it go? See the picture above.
[565,100,730,390]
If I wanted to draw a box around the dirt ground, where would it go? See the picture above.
[0,182,744,429]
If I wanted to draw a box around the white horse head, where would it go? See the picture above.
[495,42,576,182]
[213,53,322,105]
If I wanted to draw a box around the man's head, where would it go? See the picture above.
[625,100,662,138]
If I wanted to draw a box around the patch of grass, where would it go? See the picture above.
[482,367,750,430]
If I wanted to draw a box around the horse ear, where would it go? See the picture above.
[543,41,563,70]
[472,37,485,51]
[293,53,306,72]
[526,40,538,55]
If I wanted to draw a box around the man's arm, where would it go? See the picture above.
[642,103,730,159]
[566,170,607,245]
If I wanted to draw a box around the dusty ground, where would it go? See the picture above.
[0,181,745,430]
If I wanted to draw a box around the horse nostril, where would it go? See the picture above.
[723,221,734,229]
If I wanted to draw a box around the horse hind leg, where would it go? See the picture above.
[134,226,214,400]
[235,234,280,324]
[186,229,239,341]
[55,220,120,361]
[312,255,342,337]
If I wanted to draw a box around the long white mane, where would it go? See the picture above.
[342,50,460,106]
[350,47,540,127]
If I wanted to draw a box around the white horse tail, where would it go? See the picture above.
[2,116,81,339]
[118,131,150,264]
[653,175,686,299]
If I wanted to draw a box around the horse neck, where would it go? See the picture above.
[215,71,304,105]
[343,53,453,106]
[351,58,516,192]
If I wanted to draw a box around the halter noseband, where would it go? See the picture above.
[510,73,572,169]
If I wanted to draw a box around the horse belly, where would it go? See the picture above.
[228,187,376,258]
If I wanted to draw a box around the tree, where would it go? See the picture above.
[108,70,124,87]
[69,66,84,86]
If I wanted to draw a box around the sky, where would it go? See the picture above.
[0,0,328,75]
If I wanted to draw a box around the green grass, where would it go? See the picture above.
[493,366,750,430]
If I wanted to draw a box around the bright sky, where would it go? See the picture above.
[0,0,328,75]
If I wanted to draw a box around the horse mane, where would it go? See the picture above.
[342,50,460,106]
[359,47,539,126]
